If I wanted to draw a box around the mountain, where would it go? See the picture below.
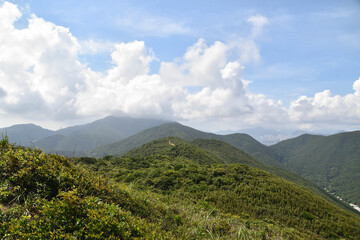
[270,131,360,206]
[90,122,281,167]
[90,122,212,157]
[0,123,54,146]
[75,137,360,239]
[55,116,169,138]
[2,135,360,239]
[34,116,169,155]
[93,132,355,214]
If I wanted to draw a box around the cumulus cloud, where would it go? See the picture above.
[1,1,359,132]
[0,1,89,120]
[159,39,261,121]
[75,40,185,118]
[289,77,360,128]
[75,38,262,122]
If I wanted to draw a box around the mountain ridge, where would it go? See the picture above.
[1,116,169,155]
[90,122,281,167]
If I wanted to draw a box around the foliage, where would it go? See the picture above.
[76,137,360,239]
[2,135,360,239]
[271,131,360,205]
[124,137,355,213]
[0,137,172,239]
[89,123,351,211]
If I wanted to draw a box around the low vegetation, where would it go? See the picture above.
[1,136,360,239]
[75,137,360,239]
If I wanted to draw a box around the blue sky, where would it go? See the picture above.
[0,0,359,131]
[19,0,359,100]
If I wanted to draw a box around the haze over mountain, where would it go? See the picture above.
[0,124,54,146]
[217,127,345,145]
[1,116,168,155]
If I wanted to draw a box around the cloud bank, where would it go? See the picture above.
[0,2,359,131]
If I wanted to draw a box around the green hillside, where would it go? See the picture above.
[219,133,282,167]
[90,124,355,212]
[271,131,360,206]
[0,136,175,239]
[190,139,354,211]
[192,138,270,167]
[90,122,280,167]
[2,135,360,239]
[123,137,221,164]
[123,137,357,214]
[75,138,360,239]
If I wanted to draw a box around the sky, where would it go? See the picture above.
[0,0,359,132]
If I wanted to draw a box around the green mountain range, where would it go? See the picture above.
[36,116,168,155]
[270,131,360,206]
[2,117,359,213]
[2,130,360,239]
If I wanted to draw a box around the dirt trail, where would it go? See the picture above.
[169,139,175,146]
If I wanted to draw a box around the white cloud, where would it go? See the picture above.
[159,39,260,121]
[0,2,89,121]
[109,41,154,82]
[79,39,115,55]
[0,1,21,30]
[1,2,359,132]
[289,77,360,129]
[354,78,360,96]
[247,14,269,38]
[75,41,184,118]
[231,39,261,64]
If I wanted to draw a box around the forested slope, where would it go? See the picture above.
[271,131,360,205]
[77,138,360,239]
